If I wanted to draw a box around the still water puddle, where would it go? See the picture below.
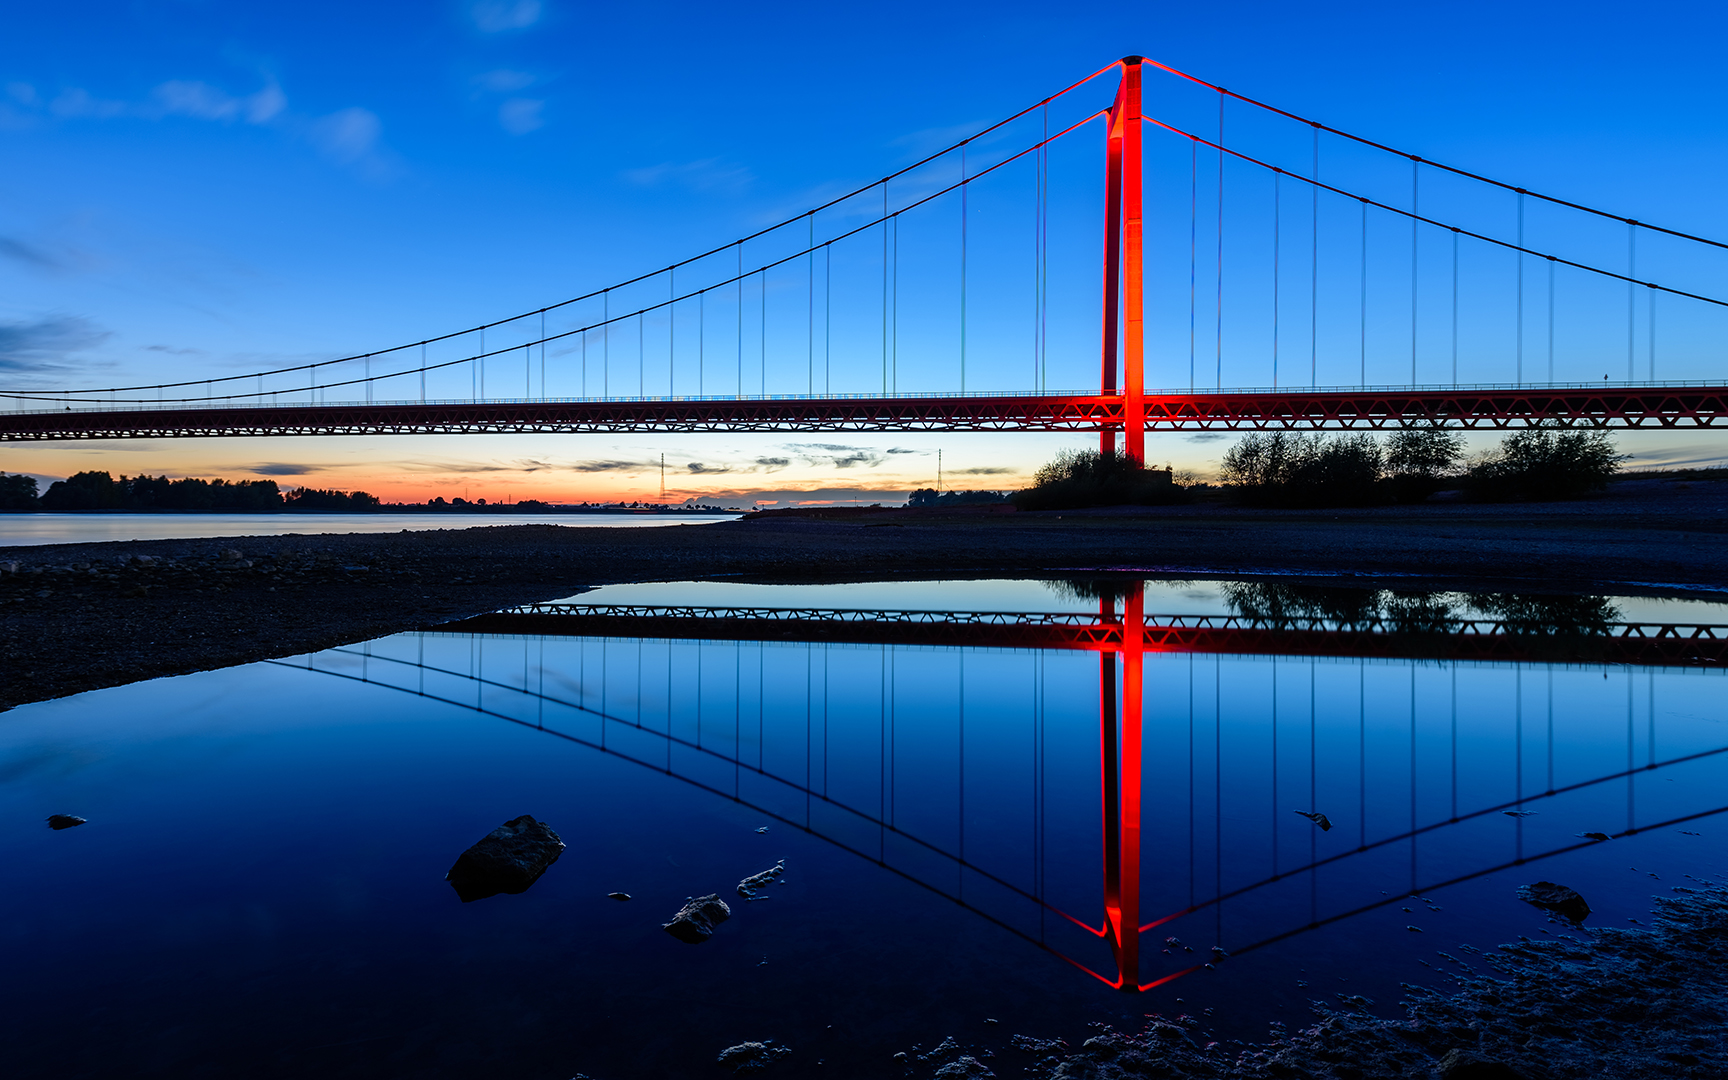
[3,578,1726,1078]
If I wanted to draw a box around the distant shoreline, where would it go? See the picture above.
[0,506,743,516]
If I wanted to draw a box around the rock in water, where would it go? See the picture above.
[46,815,87,830]
[445,815,565,902]
[716,1040,791,1074]
[1437,1048,1528,1079]
[662,893,731,943]
[1294,810,1333,831]
[738,859,786,900]
[1517,881,1591,924]
[607,891,631,901]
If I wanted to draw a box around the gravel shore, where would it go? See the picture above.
[3,477,1725,712]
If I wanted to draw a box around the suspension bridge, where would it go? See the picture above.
[5,57,1726,447]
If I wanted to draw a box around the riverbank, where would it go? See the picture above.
[3,477,1725,712]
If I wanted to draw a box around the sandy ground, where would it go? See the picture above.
[2,477,1725,712]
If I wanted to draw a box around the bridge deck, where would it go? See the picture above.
[5,384,1728,438]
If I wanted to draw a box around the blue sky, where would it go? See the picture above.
[2,0,1726,502]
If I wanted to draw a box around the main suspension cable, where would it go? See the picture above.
[1139,56,1728,251]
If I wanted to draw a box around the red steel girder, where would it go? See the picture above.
[4,385,1727,440]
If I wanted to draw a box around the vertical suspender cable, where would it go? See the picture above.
[1451,229,1459,387]
[825,245,832,394]
[669,268,675,395]
[1216,91,1225,389]
[1555,257,1569,383]
[603,290,610,397]
[961,142,969,393]
[1359,199,1367,385]
[807,214,814,395]
[421,343,426,402]
[1628,223,1637,380]
[1272,170,1281,387]
[540,311,546,398]
[480,327,486,400]
[1040,102,1050,393]
[1189,138,1197,391]
[882,182,889,394]
[1411,160,1419,385]
[737,245,744,396]
[760,267,767,396]
[1516,192,1525,385]
[892,213,899,392]
[1311,125,1319,386]
[699,290,705,396]
[638,311,644,397]
[1648,285,1656,380]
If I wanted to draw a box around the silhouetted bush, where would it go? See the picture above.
[1220,432,1387,507]
[907,488,1008,508]
[1013,449,1184,511]
[284,486,381,511]
[40,470,125,511]
[1384,422,1465,503]
[1465,424,1622,501]
[0,473,41,511]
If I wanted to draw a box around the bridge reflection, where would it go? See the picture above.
[279,589,1728,993]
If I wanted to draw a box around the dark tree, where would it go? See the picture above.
[1466,424,1623,501]
[0,473,40,511]
[1013,449,1181,511]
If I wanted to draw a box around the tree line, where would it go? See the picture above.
[1011,422,1623,511]
[0,471,380,512]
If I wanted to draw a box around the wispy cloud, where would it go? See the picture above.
[621,158,753,196]
[310,107,382,164]
[150,79,285,123]
[498,98,544,134]
[0,236,65,272]
[785,442,886,469]
[470,0,542,32]
[474,69,535,93]
[46,79,286,124]
[756,456,790,471]
[17,77,390,177]
[0,315,109,374]
[247,463,324,476]
[1185,432,1231,443]
[952,466,1015,476]
[571,459,654,473]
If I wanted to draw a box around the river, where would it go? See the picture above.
[0,511,740,547]
[2,576,1723,1077]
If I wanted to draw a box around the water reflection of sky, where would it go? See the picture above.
[2,579,1725,1078]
